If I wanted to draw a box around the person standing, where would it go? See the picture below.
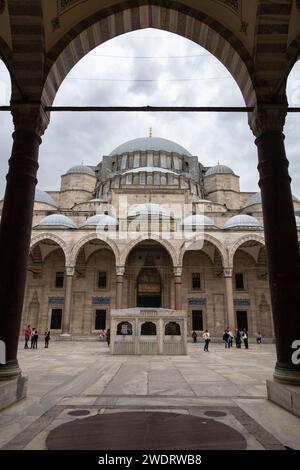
[228,330,234,348]
[24,325,31,349]
[44,329,50,348]
[242,329,249,349]
[223,329,229,348]
[106,328,111,347]
[192,331,197,343]
[30,328,35,349]
[32,330,39,349]
[235,329,242,349]
[203,329,210,352]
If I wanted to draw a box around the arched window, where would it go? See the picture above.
[116,321,132,335]
[165,322,181,336]
[141,322,157,336]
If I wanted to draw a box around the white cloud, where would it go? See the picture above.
[0,29,299,198]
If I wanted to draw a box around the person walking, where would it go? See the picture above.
[106,328,110,347]
[192,331,197,343]
[223,329,229,348]
[24,325,31,349]
[44,329,50,348]
[235,329,242,349]
[242,329,249,349]
[203,330,210,352]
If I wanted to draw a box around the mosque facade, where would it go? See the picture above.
[3,136,300,340]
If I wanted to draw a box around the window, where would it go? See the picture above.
[141,322,157,336]
[192,311,203,331]
[235,273,244,290]
[117,321,132,335]
[165,322,181,336]
[192,272,201,290]
[98,272,107,289]
[55,272,64,288]
[95,310,106,330]
[50,309,62,329]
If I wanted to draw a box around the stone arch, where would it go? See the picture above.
[42,2,257,107]
[178,233,228,267]
[69,233,120,267]
[228,234,265,266]
[30,233,68,261]
[120,236,178,267]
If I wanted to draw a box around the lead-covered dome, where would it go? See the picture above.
[244,191,299,209]
[82,214,117,227]
[35,214,77,229]
[66,165,95,177]
[183,214,214,227]
[224,214,262,229]
[128,203,171,218]
[35,189,58,207]
[205,164,234,177]
[109,137,192,157]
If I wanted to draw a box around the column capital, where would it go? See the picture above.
[249,104,287,138]
[116,266,125,276]
[11,103,50,137]
[223,267,233,278]
[173,266,182,277]
[65,266,75,276]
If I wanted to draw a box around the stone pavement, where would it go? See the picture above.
[0,341,300,450]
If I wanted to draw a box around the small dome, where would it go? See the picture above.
[128,203,170,218]
[110,137,192,157]
[244,191,299,209]
[183,214,214,226]
[66,165,95,177]
[224,214,262,229]
[34,189,58,207]
[36,214,77,229]
[205,165,235,177]
[83,214,117,227]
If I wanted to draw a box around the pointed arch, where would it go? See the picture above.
[228,233,265,266]
[120,236,178,267]
[178,233,228,267]
[30,233,68,261]
[69,233,120,267]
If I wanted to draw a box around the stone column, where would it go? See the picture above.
[251,105,300,385]
[61,267,75,336]
[0,105,48,381]
[174,267,182,311]
[223,267,235,331]
[116,266,125,309]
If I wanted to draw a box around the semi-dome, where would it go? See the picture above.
[66,165,95,177]
[36,214,77,229]
[183,214,214,227]
[35,189,58,207]
[244,191,299,209]
[128,203,171,218]
[83,214,117,227]
[205,164,235,177]
[224,214,262,229]
[110,137,192,157]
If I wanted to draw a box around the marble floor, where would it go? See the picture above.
[0,340,300,450]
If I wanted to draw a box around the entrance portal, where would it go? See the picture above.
[137,267,161,308]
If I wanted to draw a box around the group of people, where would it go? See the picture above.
[191,328,263,352]
[24,325,51,349]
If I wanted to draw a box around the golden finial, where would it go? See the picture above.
[149,127,152,138]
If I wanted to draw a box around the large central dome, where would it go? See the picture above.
[109,137,192,157]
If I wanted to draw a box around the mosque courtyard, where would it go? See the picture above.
[0,340,299,450]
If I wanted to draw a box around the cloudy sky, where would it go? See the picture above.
[0,29,300,197]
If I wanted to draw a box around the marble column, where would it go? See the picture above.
[223,267,235,331]
[0,105,48,380]
[61,267,75,336]
[116,266,125,309]
[174,267,182,311]
[251,105,300,385]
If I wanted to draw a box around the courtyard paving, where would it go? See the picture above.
[0,340,300,450]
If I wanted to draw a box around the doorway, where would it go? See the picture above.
[137,267,161,308]
[236,311,248,331]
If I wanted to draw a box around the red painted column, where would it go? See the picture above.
[252,106,300,384]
